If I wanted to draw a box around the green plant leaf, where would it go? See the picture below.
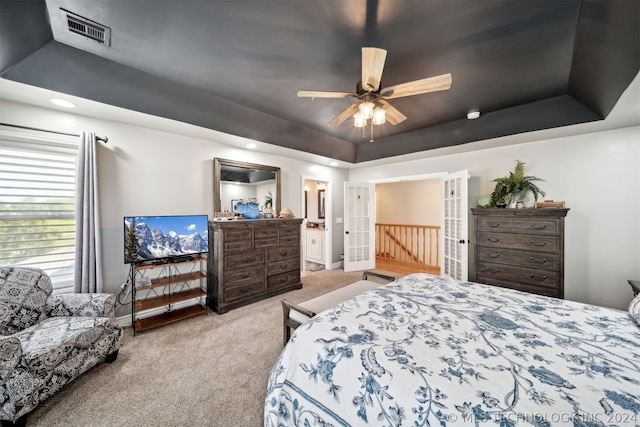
[488,161,545,207]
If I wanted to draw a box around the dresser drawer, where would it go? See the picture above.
[268,246,299,260]
[255,228,277,239]
[477,217,559,235]
[224,265,265,285]
[255,238,277,248]
[476,276,560,298]
[224,240,252,252]
[223,229,252,240]
[279,235,300,246]
[279,225,299,237]
[476,261,559,288]
[267,257,299,276]
[477,247,559,270]
[224,252,265,269]
[267,270,300,292]
[477,232,559,253]
[222,280,264,303]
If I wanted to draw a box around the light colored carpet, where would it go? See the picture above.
[26,268,397,427]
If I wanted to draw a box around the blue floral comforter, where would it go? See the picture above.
[265,274,640,426]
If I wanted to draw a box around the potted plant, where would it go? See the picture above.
[263,191,275,218]
[489,160,545,207]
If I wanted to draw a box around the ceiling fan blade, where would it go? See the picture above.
[328,103,360,126]
[297,90,356,99]
[377,99,407,125]
[380,73,452,99]
[361,47,387,92]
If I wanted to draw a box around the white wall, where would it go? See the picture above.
[2,97,638,311]
[350,126,640,310]
[376,180,440,225]
[0,99,349,317]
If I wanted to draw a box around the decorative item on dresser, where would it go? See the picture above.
[208,218,303,313]
[471,208,569,298]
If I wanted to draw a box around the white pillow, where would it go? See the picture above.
[629,294,640,325]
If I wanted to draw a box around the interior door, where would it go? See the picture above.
[441,170,469,280]
[343,182,375,272]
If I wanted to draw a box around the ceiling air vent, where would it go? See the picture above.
[60,8,111,46]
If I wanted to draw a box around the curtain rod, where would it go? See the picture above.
[0,122,108,143]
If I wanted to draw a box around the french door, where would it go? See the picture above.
[441,170,469,281]
[343,171,468,278]
[343,182,375,272]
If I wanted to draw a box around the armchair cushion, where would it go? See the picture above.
[15,316,119,377]
[0,267,52,336]
[46,293,116,318]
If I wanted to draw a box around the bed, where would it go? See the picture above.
[265,273,640,426]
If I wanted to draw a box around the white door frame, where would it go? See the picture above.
[367,171,456,275]
[301,175,332,273]
[343,182,376,272]
[440,169,470,281]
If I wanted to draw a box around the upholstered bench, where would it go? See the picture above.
[281,271,395,345]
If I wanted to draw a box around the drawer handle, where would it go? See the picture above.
[488,253,500,259]
[530,274,547,281]
[484,267,500,273]
[488,238,500,243]
[530,224,547,230]
[488,222,501,228]
[529,257,547,264]
[529,240,548,247]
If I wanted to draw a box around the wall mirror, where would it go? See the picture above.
[213,158,281,216]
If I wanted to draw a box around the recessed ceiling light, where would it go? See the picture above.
[245,143,257,149]
[467,110,480,120]
[49,98,77,108]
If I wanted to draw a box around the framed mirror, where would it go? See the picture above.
[213,158,281,216]
[318,189,325,219]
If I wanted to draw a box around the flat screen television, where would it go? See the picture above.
[124,215,208,264]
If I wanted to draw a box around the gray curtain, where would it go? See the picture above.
[74,131,103,293]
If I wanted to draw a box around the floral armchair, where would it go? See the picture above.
[0,267,123,426]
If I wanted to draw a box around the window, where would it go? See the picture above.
[0,129,78,292]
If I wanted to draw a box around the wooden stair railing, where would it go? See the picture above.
[375,223,440,271]
[383,227,421,263]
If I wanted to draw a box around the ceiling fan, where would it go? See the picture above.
[297,47,452,130]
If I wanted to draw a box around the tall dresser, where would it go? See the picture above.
[208,218,303,313]
[471,208,569,298]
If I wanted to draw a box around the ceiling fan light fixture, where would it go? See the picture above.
[372,107,386,125]
[354,111,366,128]
[359,101,374,120]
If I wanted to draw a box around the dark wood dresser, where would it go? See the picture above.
[471,208,569,298]
[208,218,303,313]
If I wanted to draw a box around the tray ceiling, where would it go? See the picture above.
[0,0,638,163]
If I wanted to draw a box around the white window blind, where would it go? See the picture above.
[0,129,79,292]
